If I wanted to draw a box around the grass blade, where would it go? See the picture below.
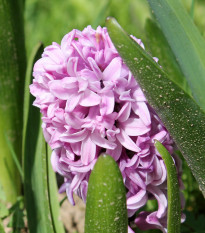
[155,140,181,233]
[85,154,128,233]
[106,17,205,197]
[147,0,205,111]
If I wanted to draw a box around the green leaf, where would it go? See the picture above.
[7,197,25,231]
[47,146,65,233]
[24,121,55,233]
[106,17,205,197]
[22,42,43,159]
[145,19,191,95]
[155,141,180,233]
[92,0,111,28]
[0,0,26,202]
[23,43,64,233]
[190,0,195,19]
[0,220,5,233]
[4,133,23,181]
[147,0,205,111]
[85,154,128,233]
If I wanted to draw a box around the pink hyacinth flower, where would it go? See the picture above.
[30,25,184,232]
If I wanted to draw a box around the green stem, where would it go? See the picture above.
[155,140,181,233]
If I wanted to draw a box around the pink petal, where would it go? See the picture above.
[121,118,150,136]
[127,189,147,210]
[151,130,167,143]
[70,159,97,173]
[119,90,134,102]
[135,211,167,233]
[147,186,167,218]
[100,91,114,115]
[79,89,101,106]
[67,57,78,76]
[51,149,60,172]
[128,171,146,190]
[60,129,88,143]
[116,129,141,152]
[117,102,131,122]
[103,57,121,81]
[132,102,151,126]
[64,113,83,129]
[106,142,122,161]
[90,131,116,149]
[49,79,77,100]
[65,93,82,112]
[66,173,86,205]
[81,136,96,165]
[88,57,102,79]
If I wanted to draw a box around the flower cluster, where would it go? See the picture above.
[30,26,183,232]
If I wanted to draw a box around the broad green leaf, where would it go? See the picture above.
[0,0,26,202]
[147,0,205,111]
[106,18,205,197]
[23,43,64,233]
[85,154,128,233]
[22,42,43,160]
[190,0,195,19]
[145,19,191,95]
[155,141,180,233]
[24,118,55,233]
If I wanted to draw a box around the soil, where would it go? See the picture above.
[59,193,85,233]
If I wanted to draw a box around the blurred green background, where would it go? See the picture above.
[24,0,205,232]
[24,0,205,56]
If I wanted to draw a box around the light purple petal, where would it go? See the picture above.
[132,102,151,126]
[81,136,96,165]
[60,129,88,143]
[90,131,116,149]
[65,93,82,112]
[117,102,131,122]
[116,129,141,152]
[147,186,167,218]
[79,89,101,106]
[121,118,150,136]
[100,91,114,115]
[103,57,121,81]
[66,173,86,205]
[127,189,147,210]
[127,171,146,190]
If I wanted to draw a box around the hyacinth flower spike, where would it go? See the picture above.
[30,25,184,232]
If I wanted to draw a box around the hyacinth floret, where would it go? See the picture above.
[30,25,183,233]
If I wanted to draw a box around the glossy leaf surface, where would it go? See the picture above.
[85,154,128,233]
[106,17,205,197]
